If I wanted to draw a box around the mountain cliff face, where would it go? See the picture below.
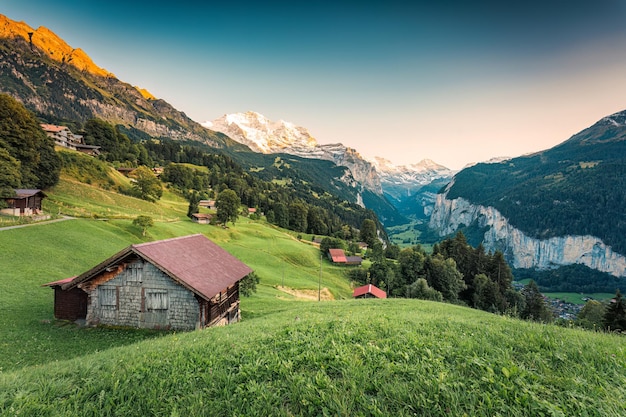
[0,14,236,149]
[204,111,383,194]
[429,109,626,278]
[430,191,626,277]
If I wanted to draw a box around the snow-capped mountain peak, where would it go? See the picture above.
[202,111,318,154]
[372,157,454,180]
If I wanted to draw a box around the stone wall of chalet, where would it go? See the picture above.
[85,260,200,330]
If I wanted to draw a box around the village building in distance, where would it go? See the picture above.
[328,248,362,266]
[353,284,387,299]
[43,234,253,330]
[40,123,101,156]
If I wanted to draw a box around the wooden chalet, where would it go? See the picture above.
[43,234,253,330]
[1,189,46,216]
[353,284,387,299]
[328,249,361,265]
[191,213,213,224]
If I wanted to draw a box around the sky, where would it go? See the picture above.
[3,0,626,170]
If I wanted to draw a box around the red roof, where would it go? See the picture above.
[57,234,252,301]
[42,276,76,287]
[352,284,387,299]
[329,248,347,263]
[40,123,70,133]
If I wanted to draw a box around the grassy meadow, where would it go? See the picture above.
[1,169,626,415]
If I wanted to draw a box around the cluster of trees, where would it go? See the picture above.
[0,94,61,196]
[83,119,152,167]
[575,289,626,332]
[514,264,626,294]
[349,232,553,322]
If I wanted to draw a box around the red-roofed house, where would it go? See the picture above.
[328,248,348,263]
[43,234,253,330]
[353,284,387,299]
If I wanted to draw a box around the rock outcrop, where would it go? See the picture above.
[0,14,114,78]
[429,189,626,277]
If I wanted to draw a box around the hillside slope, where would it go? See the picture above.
[0,14,240,149]
[1,299,625,416]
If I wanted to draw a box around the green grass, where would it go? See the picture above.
[1,300,625,416]
[544,292,615,305]
[44,176,188,221]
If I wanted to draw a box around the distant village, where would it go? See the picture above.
[40,124,101,156]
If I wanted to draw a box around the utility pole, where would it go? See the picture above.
[318,253,322,301]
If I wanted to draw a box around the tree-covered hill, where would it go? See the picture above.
[445,110,626,255]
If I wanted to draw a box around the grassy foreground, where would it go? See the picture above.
[1,300,625,416]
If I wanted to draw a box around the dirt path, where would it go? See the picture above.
[276,285,334,301]
[0,216,74,231]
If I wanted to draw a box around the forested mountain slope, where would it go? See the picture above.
[443,110,626,255]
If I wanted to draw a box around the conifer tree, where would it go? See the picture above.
[603,289,626,332]
[520,280,553,322]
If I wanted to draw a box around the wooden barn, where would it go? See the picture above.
[353,284,387,299]
[0,189,46,216]
[43,234,253,330]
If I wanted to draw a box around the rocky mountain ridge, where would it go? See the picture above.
[371,157,454,198]
[0,14,113,78]
[204,111,455,201]
[429,108,626,279]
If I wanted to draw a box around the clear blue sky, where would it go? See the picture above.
[3,1,626,169]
